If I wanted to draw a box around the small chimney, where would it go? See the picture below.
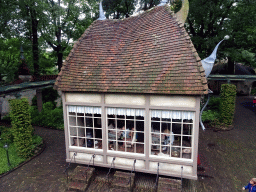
[98,0,106,20]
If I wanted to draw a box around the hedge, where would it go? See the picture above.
[219,84,237,126]
[9,98,34,158]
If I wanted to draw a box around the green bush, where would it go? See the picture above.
[31,102,64,130]
[9,98,34,158]
[202,110,219,122]
[208,96,221,111]
[32,87,59,107]
[251,88,256,96]
[0,126,14,144]
[219,84,237,126]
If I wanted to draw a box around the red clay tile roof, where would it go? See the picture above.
[54,5,208,95]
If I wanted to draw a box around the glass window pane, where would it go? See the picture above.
[69,116,76,126]
[117,115,125,119]
[86,138,93,148]
[182,136,192,147]
[117,141,125,152]
[161,122,170,133]
[183,124,192,135]
[151,145,160,155]
[162,146,170,155]
[173,136,181,146]
[95,140,102,149]
[151,117,160,121]
[94,118,102,128]
[151,122,160,132]
[117,120,125,129]
[173,118,182,123]
[94,129,102,139]
[183,119,193,123]
[171,147,181,158]
[85,118,93,127]
[126,120,135,129]
[182,148,191,159]
[172,123,181,134]
[136,132,144,143]
[109,141,116,150]
[136,121,144,132]
[151,133,160,144]
[86,128,93,138]
[136,143,144,154]
[77,117,84,127]
[70,127,77,136]
[85,113,92,117]
[77,112,84,117]
[78,128,85,137]
[69,112,75,116]
[74,138,85,147]
[108,130,116,140]
[136,116,144,120]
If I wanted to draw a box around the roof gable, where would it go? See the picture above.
[55,5,208,95]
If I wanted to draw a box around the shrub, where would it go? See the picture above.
[30,102,64,130]
[32,87,59,107]
[219,84,237,126]
[0,126,14,144]
[202,110,219,122]
[9,98,34,158]
[208,96,221,111]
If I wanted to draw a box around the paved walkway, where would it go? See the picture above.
[0,127,67,192]
[195,96,256,191]
[0,96,255,191]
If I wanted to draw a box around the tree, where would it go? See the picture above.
[0,38,33,82]
[40,0,98,71]
[103,0,136,19]
[18,0,43,77]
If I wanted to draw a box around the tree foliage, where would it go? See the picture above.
[0,0,256,82]
[187,0,256,67]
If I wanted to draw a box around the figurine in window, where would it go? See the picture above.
[119,126,130,140]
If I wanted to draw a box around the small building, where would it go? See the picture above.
[54,3,208,180]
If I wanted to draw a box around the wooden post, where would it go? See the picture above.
[36,89,43,112]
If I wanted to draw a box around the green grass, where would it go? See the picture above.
[0,140,25,174]
[0,128,43,175]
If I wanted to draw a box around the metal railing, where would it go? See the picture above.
[64,152,77,183]
[181,165,183,192]
[128,159,136,189]
[154,162,160,191]
[106,157,115,184]
[83,154,95,183]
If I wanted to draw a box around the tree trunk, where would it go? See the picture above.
[30,5,39,78]
[57,50,63,72]
[228,57,235,75]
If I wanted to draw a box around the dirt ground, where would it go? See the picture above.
[0,96,255,191]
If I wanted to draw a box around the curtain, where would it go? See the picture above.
[151,110,194,120]
[68,106,102,114]
[107,108,145,117]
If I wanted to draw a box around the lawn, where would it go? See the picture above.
[0,126,43,175]
[0,140,26,174]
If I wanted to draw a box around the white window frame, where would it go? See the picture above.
[150,110,194,159]
[67,105,103,150]
[106,107,145,154]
